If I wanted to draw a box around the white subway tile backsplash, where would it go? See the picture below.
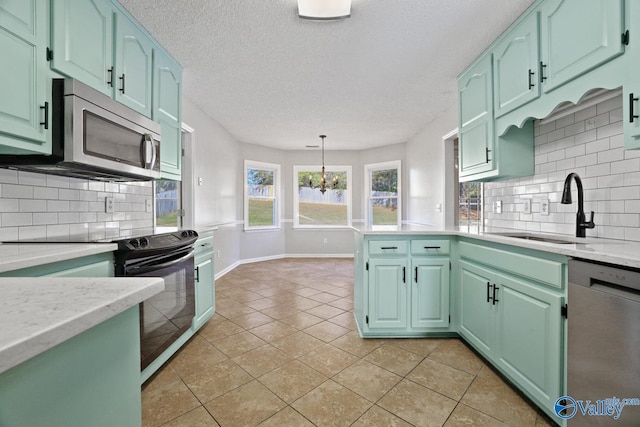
[0,171,153,241]
[485,92,640,242]
[3,213,32,227]
[3,184,33,199]
[33,213,58,225]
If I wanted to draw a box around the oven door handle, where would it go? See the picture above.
[126,249,195,276]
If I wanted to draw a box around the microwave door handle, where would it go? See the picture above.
[125,249,195,276]
[141,134,156,169]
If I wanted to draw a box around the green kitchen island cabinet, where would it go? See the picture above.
[0,277,164,427]
[355,234,453,337]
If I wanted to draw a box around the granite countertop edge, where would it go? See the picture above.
[0,276,164,375]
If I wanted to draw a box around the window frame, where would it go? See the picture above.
[293,164,352,229]
[244,160,281,231]
[364,160,402,228]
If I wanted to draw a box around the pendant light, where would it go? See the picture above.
[308,135,339,194]
[298,0,351,20]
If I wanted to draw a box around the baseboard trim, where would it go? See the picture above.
[214,253,354,280]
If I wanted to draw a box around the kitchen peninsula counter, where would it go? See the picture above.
[0,276,164,427]
[353,225,640,269]
[0,276,163,374]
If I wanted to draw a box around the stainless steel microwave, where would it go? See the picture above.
[0,78,161,181]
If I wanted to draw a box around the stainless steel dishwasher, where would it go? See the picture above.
[566,259,640,426]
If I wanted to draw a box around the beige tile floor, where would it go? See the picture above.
[142,258,555,427]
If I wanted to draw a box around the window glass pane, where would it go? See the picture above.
[247,167,276,227]
[297,170,348,226]
[155,179,180,229]
[458,182,481,227]
[370,168,398,226]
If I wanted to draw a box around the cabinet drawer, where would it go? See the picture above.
[411,240,450,256]
[368,240,408,255]
[459,241,565,289]
[195,234,213,256]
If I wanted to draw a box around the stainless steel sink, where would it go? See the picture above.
[489,232,575,244]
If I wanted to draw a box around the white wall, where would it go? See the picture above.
[182,97,243,271]
[405,103,458,227]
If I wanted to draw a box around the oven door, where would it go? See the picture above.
[123,247,195,370]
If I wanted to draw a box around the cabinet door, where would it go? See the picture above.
[0,0,50,153]
[114,12,153,117]
[458,260,494,357]
[153,51,182,180]
[50,0,114,96]
[458,55,494,177]
[494,273,563,412]
[411,258,449,329]
[493,12,540,117]
[368,258,408,330]
[193,256,215,329]
[540,0,624,93]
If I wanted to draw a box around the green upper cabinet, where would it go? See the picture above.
[458,55,494,178]
[0,0,50,154]
[114,12,153,117]
[493,11,540,118]
[539,0,624,93]
[154,51,183,180]
[624,0,640,149]
[50,0,114,97]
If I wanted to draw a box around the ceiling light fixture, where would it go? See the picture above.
[309,135,338,194]
[298,0,351,20]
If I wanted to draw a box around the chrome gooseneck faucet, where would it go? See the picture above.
[561,172,595,237]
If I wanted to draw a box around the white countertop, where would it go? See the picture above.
[354,224,640,269]
[0,276,164,375]
[0,242,117,273]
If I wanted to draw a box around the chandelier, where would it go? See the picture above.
[309,135,338,194]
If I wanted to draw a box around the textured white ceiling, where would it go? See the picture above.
[118,0,535,150]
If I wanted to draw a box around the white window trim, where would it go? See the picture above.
[244,160,281,231]
[293,165,352,229]
[364,160,402,228]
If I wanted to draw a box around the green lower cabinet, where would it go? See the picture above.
[367,258,408,330]
[0,306,141,427]
[458,258,564,420]
[459,260,495,357]
[193,255,214,329]
[0,253,114,277]
[494,272,563,414]
[193,231,215,330]
[411,258,449,329]
[359,236,452,337]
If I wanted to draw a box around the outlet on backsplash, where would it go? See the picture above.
[541,199,550,216]
[495,200,502,214]
[523,199,531,214]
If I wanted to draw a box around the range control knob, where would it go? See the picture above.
[129,239,140,248]
[181,230,190,237]
[139,237,150,248]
